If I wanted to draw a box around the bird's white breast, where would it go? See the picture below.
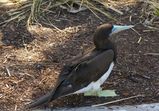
[74,62,114,94]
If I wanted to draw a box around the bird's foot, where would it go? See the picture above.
[84,88,102,96]
[84,89,117,97]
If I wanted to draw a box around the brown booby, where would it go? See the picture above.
[27,24,133,108]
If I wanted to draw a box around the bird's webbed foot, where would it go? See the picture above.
[84,87,103,96]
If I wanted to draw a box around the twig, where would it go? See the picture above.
[5,66,11,77]
[136,74,151,80]
[92,94,144,107]
[142,30,157,32]
[14,105,17,111]
[137,37,142,43]
[131,28,143,43]
[19,72,34,78]
[106,5,123,15]
[0,94,3,98]
[131,28,141,36]
[129,15,132,22]
[144,53,159,56]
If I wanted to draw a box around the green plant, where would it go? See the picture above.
[152,1,159,16]
[147,0,159,16]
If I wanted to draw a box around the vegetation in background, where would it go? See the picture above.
[140,0,159,28]
[151,0,159,16]
[146,0,159,16]
[0,0,119,27]
[0,0,158,27]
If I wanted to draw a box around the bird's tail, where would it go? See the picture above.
[26,82,62,108]
[26,72,68,108]
[26,92,52,108]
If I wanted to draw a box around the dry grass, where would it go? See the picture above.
[143,0,159,17]
[0,0,123,27]
[148,0,159,16]
[1,0,158,29]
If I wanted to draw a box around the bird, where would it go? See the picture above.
[27,23,133,108]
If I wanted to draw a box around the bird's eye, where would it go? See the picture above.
[111,26,116,33]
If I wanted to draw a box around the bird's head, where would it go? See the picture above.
[93,24,134,49]
[94,24,134,38]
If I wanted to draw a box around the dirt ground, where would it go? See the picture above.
[0,0,159,111]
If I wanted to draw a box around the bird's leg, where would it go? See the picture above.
[84,83,103,96]
[84,88,103,96]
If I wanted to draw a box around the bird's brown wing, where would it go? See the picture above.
[51,49,114,98]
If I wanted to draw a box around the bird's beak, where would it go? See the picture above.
[111,25,134,35]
